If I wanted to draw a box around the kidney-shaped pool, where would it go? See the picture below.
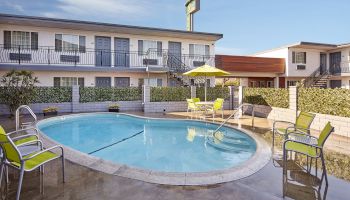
[37,113,259,173]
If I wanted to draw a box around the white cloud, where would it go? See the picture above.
[215,46,246,55]
[5,1,24,12]
[42,0,151,20]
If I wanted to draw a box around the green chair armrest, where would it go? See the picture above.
[22,145,63,161]
[273,121,295,130]
[16,139,43,149]
[12,134,39,142]
[7,127,39,137]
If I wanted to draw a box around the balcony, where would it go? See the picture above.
[0,45,215,73]
[329,62,350,75]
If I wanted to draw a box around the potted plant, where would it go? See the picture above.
[108,104,120,112]
[43,106,58,116]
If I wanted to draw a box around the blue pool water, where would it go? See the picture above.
[37,113,256,173]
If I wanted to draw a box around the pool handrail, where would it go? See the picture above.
[15,105,37,131]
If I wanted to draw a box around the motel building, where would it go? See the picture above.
[0,13,222,88]
[254,42,350,89]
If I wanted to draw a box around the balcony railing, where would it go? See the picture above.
[0,45,215,71]
[329,62,350,74]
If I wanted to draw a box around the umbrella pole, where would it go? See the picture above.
[205,75,207,102]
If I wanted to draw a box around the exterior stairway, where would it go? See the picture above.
[309,74,331,88]
[304,67,331,88]
[166,53,205,86]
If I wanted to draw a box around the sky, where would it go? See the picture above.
[1,0,349,55]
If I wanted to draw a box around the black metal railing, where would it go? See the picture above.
[329,62,350,74]
[0,45,215,70]
[304,66,329,87]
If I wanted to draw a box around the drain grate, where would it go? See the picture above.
[88,130,144,154]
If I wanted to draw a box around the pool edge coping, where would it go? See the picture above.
[36,112,271,186]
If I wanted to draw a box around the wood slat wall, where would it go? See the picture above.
[215,55,285,73]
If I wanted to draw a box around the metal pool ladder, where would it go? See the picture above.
[205,103,255,151]
[15,105,37,131]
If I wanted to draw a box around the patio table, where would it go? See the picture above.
[195,101,214,117]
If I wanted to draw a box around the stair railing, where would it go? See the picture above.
[304,66,329,87]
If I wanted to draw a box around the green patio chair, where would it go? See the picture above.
[0,126,65,200]
[187,99,201,118]
[272,111,316,147]
[207,98,224,119]
[0,126,41,185]
[283,122,334,186]
[192,98,200,103]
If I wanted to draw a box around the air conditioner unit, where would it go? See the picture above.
[297,65,306,70]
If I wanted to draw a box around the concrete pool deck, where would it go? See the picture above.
[1,111,350,199]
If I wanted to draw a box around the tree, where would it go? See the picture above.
[0,70,39,115]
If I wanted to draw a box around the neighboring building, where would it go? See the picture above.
[0,13,222,87]
[215,55,285,88]
[253,42,350,89]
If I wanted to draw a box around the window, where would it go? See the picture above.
[55,34,86,52]
[138,40,162,56]
[53,77,84,87]
[3,31,38,49]
[115,77,130,88]
[292,51,306,64]
[189,44,210,57]
[142,78,163,87]
[267,81,274,88]
[287,81,297,87]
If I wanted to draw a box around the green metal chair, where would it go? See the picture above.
[192,98,200,103]
[207,98,224,119]
[0,126,65,200]
[187,99,201,118]
[283,122,334,186]
[0,126,41,185]
[272,111,316,147]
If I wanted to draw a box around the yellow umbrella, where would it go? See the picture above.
[183,64,230,101]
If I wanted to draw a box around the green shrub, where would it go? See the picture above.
[151,87,191,102]
[298,88,350,117]
[196,87,230,101]
[243,88,289,108]
[33,87,72,103]
[0,86,72,104]
[80,87,142,103]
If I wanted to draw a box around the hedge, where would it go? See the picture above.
[151,87,191,102]
[33,87,72,103]
[243,88,289,108]
[80,87,142,103]
[196,87,230,101]
[0,87,72,103]
[298,88,350,117]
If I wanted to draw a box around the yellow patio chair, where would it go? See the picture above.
[283,122,334,186]
[0,126,65,200]
[186,99,201,118]
[207,98,224,119]
[272,111,316,148]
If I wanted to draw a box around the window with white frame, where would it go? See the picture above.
[3,31,38,49]
[292,51,306,64]
[54,77,84,87]
[189,44,210,57]
[141,78,162,87]
[55,34,86,52]
[287,80,297,87]
[138,40,162,56]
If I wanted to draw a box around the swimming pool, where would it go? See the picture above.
[37,113,257,173]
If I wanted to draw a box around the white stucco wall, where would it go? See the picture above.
[0,70,168,87]
[0,24,216,56]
